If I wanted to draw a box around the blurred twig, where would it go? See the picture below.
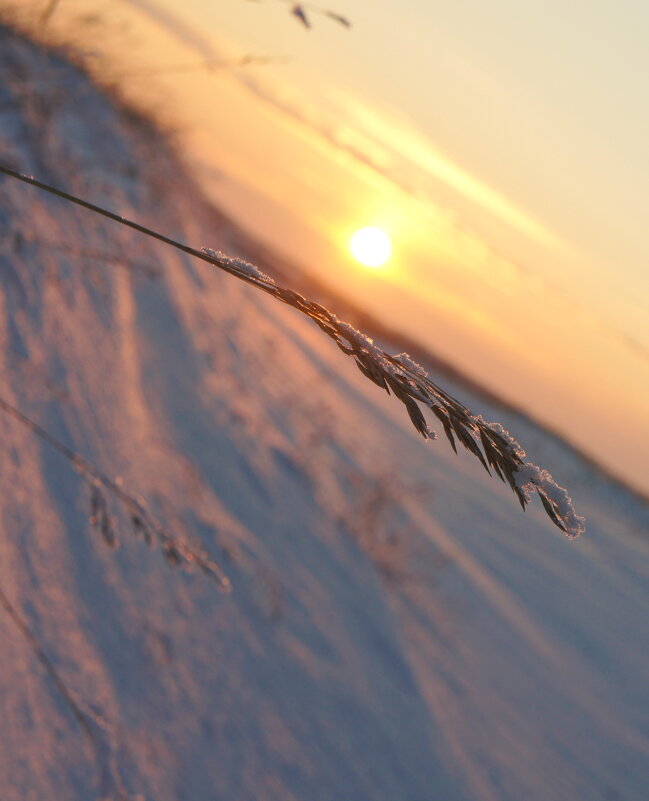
[0,395,232,590]
[0,54,286,88]
[247,0,351,29]
[38,0,61,26]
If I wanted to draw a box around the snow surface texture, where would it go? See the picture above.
[1,26,648,801]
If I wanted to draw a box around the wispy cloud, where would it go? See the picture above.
[121,0,560,250]
[234,72,564,251]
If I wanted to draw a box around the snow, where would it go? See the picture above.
[513,462,586,539]
[201,246,276,286]
[393,351,428,377]
[479,419,586,538]
[1,25,648,801]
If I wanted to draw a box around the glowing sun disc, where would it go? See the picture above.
[350,227,391,268]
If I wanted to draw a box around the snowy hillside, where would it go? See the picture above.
[1,26,648,801]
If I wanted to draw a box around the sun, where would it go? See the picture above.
[349,227,392,268]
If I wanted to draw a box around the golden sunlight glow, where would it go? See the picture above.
[350,227,392,268]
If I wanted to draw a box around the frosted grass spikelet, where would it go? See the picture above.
[0,163,585,537]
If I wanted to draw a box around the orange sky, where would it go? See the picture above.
[18,0,649,494]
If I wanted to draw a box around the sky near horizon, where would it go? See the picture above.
[19,0,649,492]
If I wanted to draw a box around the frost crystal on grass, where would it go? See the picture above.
[202,247,275,285]
[394,352,428,378]
[514,463,586,538]
[482,420,527,460]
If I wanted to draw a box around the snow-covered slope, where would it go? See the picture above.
[1,27,648,801]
